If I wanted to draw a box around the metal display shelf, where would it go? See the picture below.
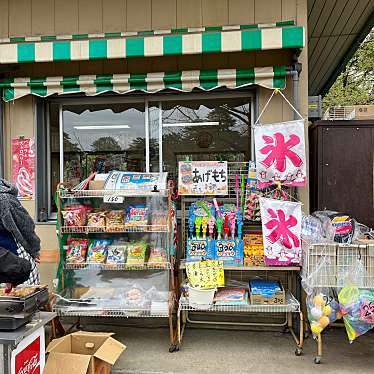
[178,292,300,313]
[64,262,172,270]
[179,260,300,272]
[60,225,169,234]
[59,189,169,198]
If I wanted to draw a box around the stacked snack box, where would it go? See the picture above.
[244,232,264,266]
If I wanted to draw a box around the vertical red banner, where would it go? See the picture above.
[12,137,35,200]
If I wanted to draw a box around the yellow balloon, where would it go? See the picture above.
[319,316,330,328]
[323,305,332,316]
[313,295,326,307]
[311,323,323,335]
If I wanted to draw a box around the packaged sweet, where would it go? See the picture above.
[87,239,112,263]
[66,238,89,263]
[87,209,106,228]
[148,247,167,265]
[214,287,248,305]
[106,210,125,231]
[62,204,88,226]
[149,211,168,229]
[126,205,148,227]
[126,241,147,266]
[106,245,127,265]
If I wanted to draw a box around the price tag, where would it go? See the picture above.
[103,195,124,204]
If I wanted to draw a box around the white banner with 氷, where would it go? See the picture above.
[259,197,302,266]
[254,120,307,188]
[178,161,228,195]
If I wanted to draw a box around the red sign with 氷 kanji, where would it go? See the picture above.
[12,138,35,200]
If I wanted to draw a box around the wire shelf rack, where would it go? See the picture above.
[305,243,374,288]
[64,262,172,270]
[58,189,169,199]
[178,259,300,271]
[178,292,300,313]
[60,225,169,234]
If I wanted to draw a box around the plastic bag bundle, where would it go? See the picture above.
[303,256,341,337]
[338,259,374,342]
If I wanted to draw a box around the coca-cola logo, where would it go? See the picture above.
[18,354,39,374]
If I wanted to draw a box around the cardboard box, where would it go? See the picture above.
[89,180,105,190]
[44,331,126,374]
[354,105,374,119]
[249,282,285,305]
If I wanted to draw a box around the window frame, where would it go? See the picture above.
[40,91,255,220]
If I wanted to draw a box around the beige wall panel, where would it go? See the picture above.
[78,0,103,34]
[103,59,128,74]
[127,0,152,31]
[9,0,32,37]
[152,0,177,29]
[55,0,79,35]
[228,0,254,25]
[176,0,202,28]
[36,225,59,250]
[32,0,55,36]
[258,86,283,124]
[9,96,34,138]
[39,263,57,289]
[21,200,35,219]
[254,0,281,23]
[281,0,296,21]
[0,0,9,38]
[127,57,153,73]
[151,56,178,72]
[202,0,228,26]
[103,0,126,32]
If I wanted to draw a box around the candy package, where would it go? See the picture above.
[87,239,112,263]
[148,247,167,265]
[106,245,127,265]
[126,241,147,266]
[106,210,125,231]
[62,205,88,226]
[149,211,168,229]
[126,205,148,227]
[66,238,89,263]
[87,209,106,228]
[214,287,248,305]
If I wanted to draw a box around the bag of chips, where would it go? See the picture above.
[126,205,148,227]
[62,205,88,226]
[66,238,89,264]
[87,239,112,263]
[87,209,106,228]
[106,210,125,232]
[107,245,127,265]
[126,241,147,267]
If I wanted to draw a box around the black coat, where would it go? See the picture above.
[0,247,31,285]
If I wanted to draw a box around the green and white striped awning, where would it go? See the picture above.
[0,22,304,64]
[0,66,286,101]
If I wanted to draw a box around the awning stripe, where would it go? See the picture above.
[0,24,304,64]
[0,66,286,102]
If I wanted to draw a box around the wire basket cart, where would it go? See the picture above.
[176,162,304,355]
[304,242,374,364]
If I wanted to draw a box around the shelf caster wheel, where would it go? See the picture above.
[314,356,321,364]
[295,348,303,356]
[169,344,180,353]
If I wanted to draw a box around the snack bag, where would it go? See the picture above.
[126,241,147,266]
[106,210,125,231]
[87,209,106,228]
[148,247,167,265]
[87,239,112,263]
[66,238,89,263]
[106,245,127,265]
[62,205,88,226]
[126,205,148,227]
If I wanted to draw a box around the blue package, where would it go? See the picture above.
[186,238,214,261]
[214,239,244,266]
[249,280,281,297]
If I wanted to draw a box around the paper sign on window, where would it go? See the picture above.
[254,120,307,188]
[259,197,302,266]
[178,161,228,195]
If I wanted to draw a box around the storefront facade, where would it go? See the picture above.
[0,0,308,286]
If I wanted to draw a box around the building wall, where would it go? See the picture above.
[1,0,308,286]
